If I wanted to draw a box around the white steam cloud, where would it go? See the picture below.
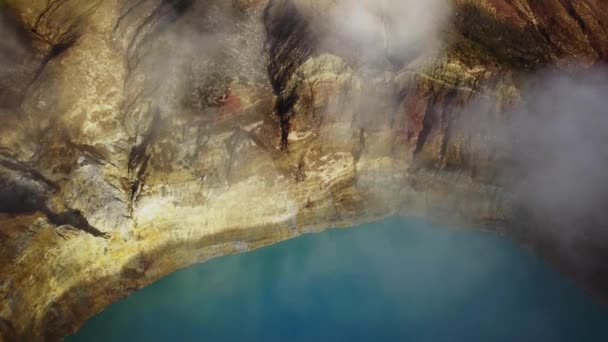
[505,69,608,240]
[293,0,450,65]
[453,66,608,281]
[331,0,449,56]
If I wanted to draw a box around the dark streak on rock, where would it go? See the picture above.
[0,175,109,239]
[0,317,17,342]
[558,0,604,60]
[127,109,161,210]
[263,0,317,150]
[21,0,104,106]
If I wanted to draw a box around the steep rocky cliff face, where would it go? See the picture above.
[1,0,607,340]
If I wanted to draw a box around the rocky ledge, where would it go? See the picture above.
[1,0,607,340]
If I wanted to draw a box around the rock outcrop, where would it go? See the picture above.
[1,0,607,340]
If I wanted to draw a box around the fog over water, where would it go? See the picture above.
[69,218,608,342]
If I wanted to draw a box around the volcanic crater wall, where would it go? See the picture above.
[0,0,608,340]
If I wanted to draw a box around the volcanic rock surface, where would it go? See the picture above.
[1,0,607,340]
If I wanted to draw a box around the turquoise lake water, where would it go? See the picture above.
[69,218,608,341]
